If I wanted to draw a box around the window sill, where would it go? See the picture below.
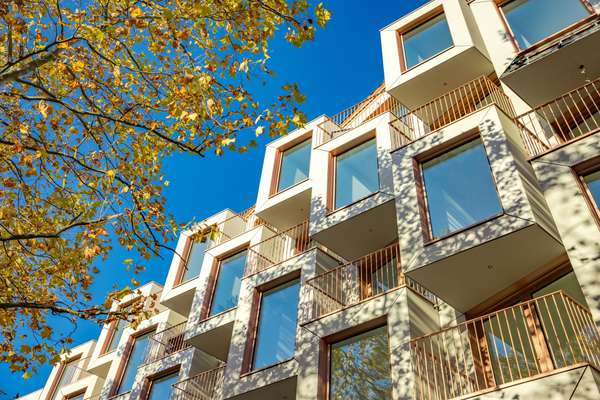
[423,211,505,246]
[240,357,295,378]
[268,178,310,199]
[200,307,237,323]
[327,190,381,216]
[400,44,455,74]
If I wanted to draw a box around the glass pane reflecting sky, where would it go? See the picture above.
[584,170,600,213]
[117,331,154,394]
[335,139,379,209]
[278,139,312,192]
[209,250,246,316]
[330,326,392,400]
[181,239,209,282]
[107,318,128,353]
[403,14,453,69]
[50,359,80,400]
[502,0,589,49]
[252,280,300,370]
[422,138,502,238]
[147,372,179,400]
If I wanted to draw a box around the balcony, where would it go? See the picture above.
[143,322,190,365]
[305,243,437,322]
[389,75,515,149]
[316,86,406,146]
[408,291,600,400]
[517,77,600,158]
[245,219,313,277]
[207,205,266,250]
[172,365,225,400]
[501,14,600,106]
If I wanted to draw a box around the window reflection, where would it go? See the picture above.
[147,371,179,400]
[116,331,154,395]
[335,138,379,209]
[209,250,246,316]
[252,280,300,370]
[180,238,210,283]
[106,318,128,353]
[502,0,590,49]
[403,14,453,69]
[584,170,600,214]
[50,358,81,400]
[422,138,502,239]
[329,326,392,400]
[278,139,311,192]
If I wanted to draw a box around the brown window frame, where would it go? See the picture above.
[108,326,157,398]
[240,271,301,375]
[574,155,600,231]
[414,130,504,244]
[199,245,249,321]
[319,317,390,400]
[45,354,83,400]
[139,365,180,400]
[174,229,214,287]
[327,134,380,213]
[99,299,137,355]
[63,389,87,400]
[495,0,596,54]
[396,6,454,73]
[269,133,312,197]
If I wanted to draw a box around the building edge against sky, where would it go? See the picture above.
[17,0,600,399]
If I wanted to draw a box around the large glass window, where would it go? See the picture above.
[252,280,300,370]
[335,138,379,209]
[277,139,311,192]
[329,326,392,400]
[146,371,179,400]
[180,238,210,283]
[502,0,590,49]
[105,318,128,354]
[402,13,453,69]
[50,358,81,400]
[584,170,600,214]
[422,138,502,239]
[116,331,154,395]
[209,250,247,316]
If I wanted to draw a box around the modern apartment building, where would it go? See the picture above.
[17,0,600,399]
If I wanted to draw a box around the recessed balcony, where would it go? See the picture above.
[142,322,190,366]
[172,364,226,400]
[407,291,600,399]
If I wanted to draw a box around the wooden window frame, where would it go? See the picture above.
[269,133,312,197]
[319,317,390,400]
[108,326,157,398]
[495,0,596,54]
[63,389,87,400]
[240,271,301,375]
[173,229,214,287]
[45,354,83,400]
[327,134,380,212]
[139,365,180,400]
[414,130,505,244]
[199,246,248,321]
[99,299,137,355]
[574,155,600,231]
[396,6,455,73]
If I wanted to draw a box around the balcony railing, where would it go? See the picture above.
[305,243,437,321]
[409,291,600,400]
[172,365,226,400]
[245,219,312,276]
[316,87,407,146]
[207,205,271,249]
[517,78,600,158]
[390,75,515,150]
[143,322,190,365]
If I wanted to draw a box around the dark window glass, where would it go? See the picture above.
[209,250,247,316]
[403,14,453,69]
[422,138,502,239]
[278,139,312,192]
[502,0,590,49]
[106,318,128,353]
[329,326,392,400]
[51,358,81,400]
[67,394,85,400]
[252,280,300,370]
[533,271,587,306]
[116,331,154,395]
[147,372,179,400]
[335,139,379,209]
[584,170,600,213]
[181,239,210,283]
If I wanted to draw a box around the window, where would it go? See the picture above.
[252,279,300,370]
[66,393,85,400]
[329,326,392,400]
[50,357,81,400]
[146,371,179,400]
[115,331,155,395]
[105,318,128,354]
[334,138,379,209]
[501,0,591,50]
[276,138,312,193]
[179,237,210,283]
[421,138,502,239]
[402,13,453,69]
[584,170,600,215]
[209,250,247,316]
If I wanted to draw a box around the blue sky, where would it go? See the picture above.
[0,1,428,397]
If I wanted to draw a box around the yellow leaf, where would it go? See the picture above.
[130,7,143,18]
[255,126,264,136]
[72,60,85,72]
[221,137,235,146]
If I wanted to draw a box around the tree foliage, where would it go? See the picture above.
[0,0,330,375]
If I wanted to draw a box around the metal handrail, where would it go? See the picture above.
[171,365,226,400]
[143,322,190,365]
